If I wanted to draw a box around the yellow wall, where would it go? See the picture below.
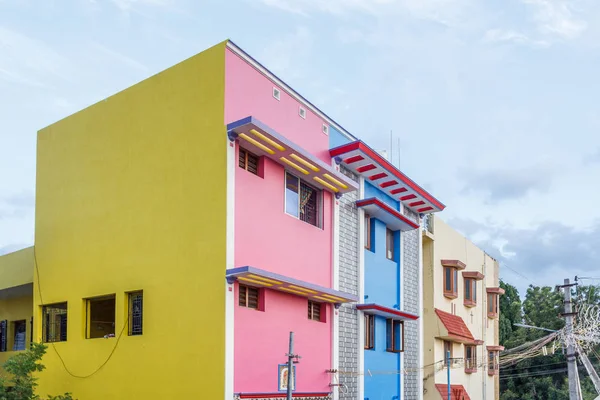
[422,216,500,400]
[0,294,34,366]
[0,247,33,291]
[34,42,227,399]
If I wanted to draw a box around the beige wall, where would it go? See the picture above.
[422,216,500,400]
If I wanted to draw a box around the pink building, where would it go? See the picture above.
[224,44,359,399]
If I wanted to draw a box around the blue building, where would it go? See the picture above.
[330,127,445,400]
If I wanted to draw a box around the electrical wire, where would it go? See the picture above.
[34,247,126,379]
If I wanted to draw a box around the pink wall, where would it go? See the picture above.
[225,49,331,163]
[226,48,335,394]
[234,285,332,393]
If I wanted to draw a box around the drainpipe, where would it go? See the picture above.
[482,255,487,400]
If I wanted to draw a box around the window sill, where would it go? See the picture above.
[365,347,375,351]
[464,301,477,308]
[385,349,404,353]
[465,368,477,374]
[488,370,499,376]
[487,312,498,319]
[444,293,458,300]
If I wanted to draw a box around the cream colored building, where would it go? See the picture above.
[422,215,503,400]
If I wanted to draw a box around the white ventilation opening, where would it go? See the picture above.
[322,124,329,135]
[299,106,306,119]
[273,87,281,101]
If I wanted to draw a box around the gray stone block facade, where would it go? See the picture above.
[338,167,359,400]
[402,207,420,400]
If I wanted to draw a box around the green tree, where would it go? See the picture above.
[0,342,74,400]
[499,280,523,346]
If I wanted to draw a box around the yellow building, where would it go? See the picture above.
[422,215,503,400]
[0,247,34,366]
[32,41,227,399]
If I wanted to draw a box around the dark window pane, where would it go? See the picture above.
[445,268,451,291]
[128,292,143,336]
[42,303,68,343]
[87,296,116,339]
[299,183,318,226]
[465,279,471,300]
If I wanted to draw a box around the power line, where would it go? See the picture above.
[34,247,126,379]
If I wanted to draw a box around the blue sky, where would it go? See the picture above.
[1,0,600,296]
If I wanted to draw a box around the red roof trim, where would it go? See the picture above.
[435,384,471,400]
[417,206,434,212]
[369,172,388,181]
[345,155,364,164]
[237,393,331,399]
[381,180,399,188]
[355,198,419,230]
[409,201,425,207]
[356,164,376,173]
[356,304,419,320]
[435,308,475,342]
[390,187,408,194]
[400,194,417,201]
[330,141,445,210]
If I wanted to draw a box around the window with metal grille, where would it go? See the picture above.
[128,291,143,336]
[444,267,459,298]
[285,172,321,228]
[42,302,67,343]
[239,148,259,175]
[308,300,322,321]
[239,285,260,310]
[364,314,375,350]
[464,278,477,306]
[86,295,116,339]
[465,345,477,372]
[488,351,500,375]
[0,320,7,352]
[386,319,404,353]
[443,340,453,367]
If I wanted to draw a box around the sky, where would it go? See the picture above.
[1,0,600,297]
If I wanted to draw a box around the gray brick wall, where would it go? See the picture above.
[402,223,420,400]
[338,167,359,400]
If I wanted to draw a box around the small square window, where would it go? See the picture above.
[322,124,329,135]
[128,291,143,336]
[86,295,116,339]
[239,148,260,175]
[299,106,306,119]
[273,87,281,100]
[239,285,260,310]
[364,314,375,350]
[386,319,404,352]
[42,302,68,343]
[308,300,322,321]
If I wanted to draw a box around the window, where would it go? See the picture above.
[239,285,260,310]
[364,214,372,250]
[239,148,259,175]
[42,303,67,343]
[273,87,281,100]
[364,314,375,350]
[86,295,116,339]
[0,320,6,352]
[386,228,394,260]
[128,291,143,336]
[465,345,477,372]
[299,106,306,119]
[12,320,26,351]
[443,340,453,367]
[308,300,322,321]
[386,319,404,353]
[488,293,498,318]
[488,351,499,375]
[464,278,477,306]
[444,267,458,298]
[285,172,321,227]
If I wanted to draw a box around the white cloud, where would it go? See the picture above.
[522,0,587,39]
[258,26,313,79]
[483,28,550,48]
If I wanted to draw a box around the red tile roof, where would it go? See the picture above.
[435,384,471,400]
[435,308,475,342]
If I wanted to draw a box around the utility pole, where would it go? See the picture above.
[447,350,451,400]
[560,278,581,400]
[286,332,295,400]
